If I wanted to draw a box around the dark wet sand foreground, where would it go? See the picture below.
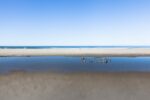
[0,72,150,100]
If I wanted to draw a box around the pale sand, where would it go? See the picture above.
[0,72,150,100]
[1,48,150,57]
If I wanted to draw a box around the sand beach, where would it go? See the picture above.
[0,72,150,100]
[1,48,150,57]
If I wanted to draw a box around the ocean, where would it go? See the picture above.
[0,46,150,49]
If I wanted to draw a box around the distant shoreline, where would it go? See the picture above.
[0,48,150,57]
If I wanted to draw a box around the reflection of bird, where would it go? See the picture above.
[81,57,86,63]
[96,57,111,64]
[104,57,111,64]
[81,57,111,64]
[105,59,108,64]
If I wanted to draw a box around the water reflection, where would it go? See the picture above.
[0,57,150,73]
[81,57,111,64]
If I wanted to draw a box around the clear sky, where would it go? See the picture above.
[0,0,150,46]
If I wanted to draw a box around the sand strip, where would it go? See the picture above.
[1,48,150,57]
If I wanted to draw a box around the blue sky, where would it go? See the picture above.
[0,0,150,46]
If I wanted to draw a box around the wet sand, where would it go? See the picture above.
[0,72,150,100]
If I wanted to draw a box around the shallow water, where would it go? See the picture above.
[0,57,150,74]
